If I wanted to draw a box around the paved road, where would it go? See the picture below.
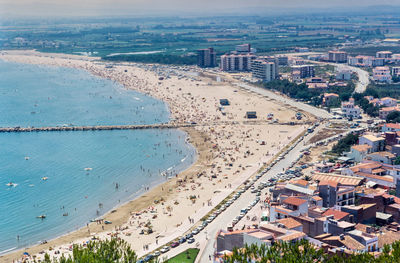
[195,126,324,262]
[236,83,332,119]
[306,60,370,94]
[336,64,370,94]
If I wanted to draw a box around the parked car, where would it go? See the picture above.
[188,238,195,244]
[171,241,179,248]
[160,246,170,253]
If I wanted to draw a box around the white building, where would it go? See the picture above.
[373,66,392,83]
[251,59,277,82]
[341,99,361,119]
[220,53,257,72]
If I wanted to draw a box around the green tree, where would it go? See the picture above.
[331,133,359,155]
[39,238,141,263]
[223,240,400,263]
[387,111,400,123]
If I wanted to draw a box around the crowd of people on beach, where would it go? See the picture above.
[1,52,306,262]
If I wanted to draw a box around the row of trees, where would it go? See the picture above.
[33,236,400,262]
[223,239,400,263]
[263,80,353,107]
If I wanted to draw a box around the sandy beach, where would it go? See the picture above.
[0,50,310,262]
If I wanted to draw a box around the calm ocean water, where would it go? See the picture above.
[0,60,196,253]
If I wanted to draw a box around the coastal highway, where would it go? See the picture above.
[236,82,332,119]
[306,60,370,94]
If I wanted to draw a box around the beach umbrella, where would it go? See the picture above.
[23,252,30,256]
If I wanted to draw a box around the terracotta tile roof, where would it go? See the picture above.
[382,123,400,129]
[341,235,365,251]
[378,230,400,248]
[292,179,309,187]
[319,180,338,188]
[324,93,339,97]
[274,205,293,214]
[278,231,306,242]
[322,208,350,220]
[351,144,372,152]
[277,217,302,229]
[283,197,308,206]
[353,162,383,170]
[312,173,363,187]
[355,172,394,183]
[380,106,398,112]
[355,224,371,233]
[312,196,322,201]
[372,168,387,174]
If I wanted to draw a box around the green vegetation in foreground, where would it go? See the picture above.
[223,239,400,263]
[165,248,199,263]
[331,133,359,155]
[40,238,145,263]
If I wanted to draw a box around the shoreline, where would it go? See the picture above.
[0,50,309,262]
[0,127,209,261]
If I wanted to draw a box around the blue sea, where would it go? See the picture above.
[0,60,196,253]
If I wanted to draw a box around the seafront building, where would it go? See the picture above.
[197,48,217,68]
[251,59,277,82]
[220,53,257,72]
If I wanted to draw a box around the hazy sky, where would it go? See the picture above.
[1,0,399,17]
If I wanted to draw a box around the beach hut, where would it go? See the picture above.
[246,111,257,119]
[219,99,230,106]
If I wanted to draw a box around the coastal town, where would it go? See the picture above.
[2,40,400,262]
[3,3,400,263]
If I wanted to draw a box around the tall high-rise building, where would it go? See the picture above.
[251,59,277,82]
[220,53,257,72]
[261,56,279,78]
[197,48,217,68]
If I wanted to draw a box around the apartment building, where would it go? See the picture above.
[373,66,392,83]
[328,50,348,63]
[220,53,257,72]
[197,48,216,68]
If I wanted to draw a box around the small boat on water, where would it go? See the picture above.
[37,215,46,219]
[6,182,15,187]
[41,177,48,181]
[25,157,30,160]
[63,213,68,217]
[84,168,93,171]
